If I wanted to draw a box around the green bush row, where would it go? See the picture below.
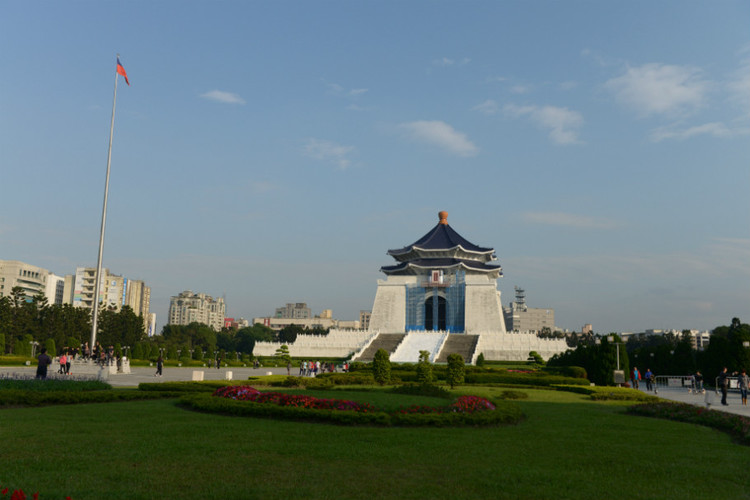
[388,383,452,399]
[627,402,750,446]
[179,393,524,427]
[0,379,112,392]
[0,389,174,407]
[554,385,660,402]
[137,381,238,392]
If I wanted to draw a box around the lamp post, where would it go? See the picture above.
[30,341,39,358]
[189,349,194,360]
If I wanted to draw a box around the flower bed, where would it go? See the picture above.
[627,402,750,446]
[178,386,523,427]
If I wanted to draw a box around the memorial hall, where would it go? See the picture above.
[254,211,569,363]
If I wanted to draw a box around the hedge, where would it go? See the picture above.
[0,389,175,407]
[628,402,750,446]
[179,392,524,427]
[554,385,660,402]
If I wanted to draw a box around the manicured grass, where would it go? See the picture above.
[0,390,748,499]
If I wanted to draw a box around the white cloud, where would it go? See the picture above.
[432,57,470,67]
[510,85,530,94]
[348,88,369,96]
[303,139,356,170]
[398,120,478,156]
[472,99,499,115]
[605,63,707,117]
[504,104,584,145]
[199,90,246,105]
[522,212,616,229]
[649,122,739,142]
[728,55,750,118]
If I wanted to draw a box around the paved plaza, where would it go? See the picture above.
[3,364,750,418]
[0,364,290,387]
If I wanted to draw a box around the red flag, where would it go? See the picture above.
[116,57,130,86]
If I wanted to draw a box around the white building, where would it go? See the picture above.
[0,259,62,304]
[168,291,226,331]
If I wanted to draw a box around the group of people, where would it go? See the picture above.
[629,367,656,391]
[717,367,750,406]
[297,360,348,377]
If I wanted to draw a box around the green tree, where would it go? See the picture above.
[416,350,434,384]
[278,324,303,344]
[446,353,465,389]
[275,344,292,366]
[476,352,485,367]
[45,338,57,358]
[373,348,391,385]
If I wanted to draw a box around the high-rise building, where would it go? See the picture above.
[64,267,150,315]
[0,259,61,303]
[359,310,372,331]
[61,267,151,332]
[274,303,311,319]
[168,291,226,331]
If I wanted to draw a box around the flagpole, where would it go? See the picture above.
[91,59,120,350]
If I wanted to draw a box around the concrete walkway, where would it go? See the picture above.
[638,385,750,418]
[0,365,292,387]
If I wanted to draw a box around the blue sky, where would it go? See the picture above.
[1,1,748,334]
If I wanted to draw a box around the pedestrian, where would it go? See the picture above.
[718,367,729,405]
[287,361,291,376]
[631,367,640,389]
[645,368,653,391]
[36,347,52,379]
[59,352,67,375]
[738,369,749,406]
[66,351,72,375]
[155,355,163,377]
[694,371,704,392]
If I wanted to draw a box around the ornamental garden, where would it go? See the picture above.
[1,350,750,500]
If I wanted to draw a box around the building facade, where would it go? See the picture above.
[168,291,226,331]
[503,286,555,332]
[369,211,507,334]
[0,259,60,303]
[274,303,312,319]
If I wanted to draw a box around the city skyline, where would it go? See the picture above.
[1,2,748,334]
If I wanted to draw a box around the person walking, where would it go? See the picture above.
[36,347,52,379]
[645,368,653,391]
[59,352,67,375]
[718,367,729,406]
[738,369,749,406]
[631,367,640,389]
[155,355,163,377]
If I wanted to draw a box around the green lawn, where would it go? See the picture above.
[0,388,747,500]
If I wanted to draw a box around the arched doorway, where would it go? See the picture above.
[424,295,447,331]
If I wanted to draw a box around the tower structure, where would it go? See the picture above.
[369,211,506,334]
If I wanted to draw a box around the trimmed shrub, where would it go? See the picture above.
[0,389,172,407]
[446,354,465,389]
[499,390,529,400]
[180,389,524,427]
[0,379,111,392]
[628,402,750,446]
[389,383,451,399]
[373,349,391,385]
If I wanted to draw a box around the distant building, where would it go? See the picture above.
[168,290,226,331]
[503,286,555,332]
[224,317,250,329]
[253,316,337,331]
[275,302,312,319]
[359,310,372,331]
[0,260,57,302]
